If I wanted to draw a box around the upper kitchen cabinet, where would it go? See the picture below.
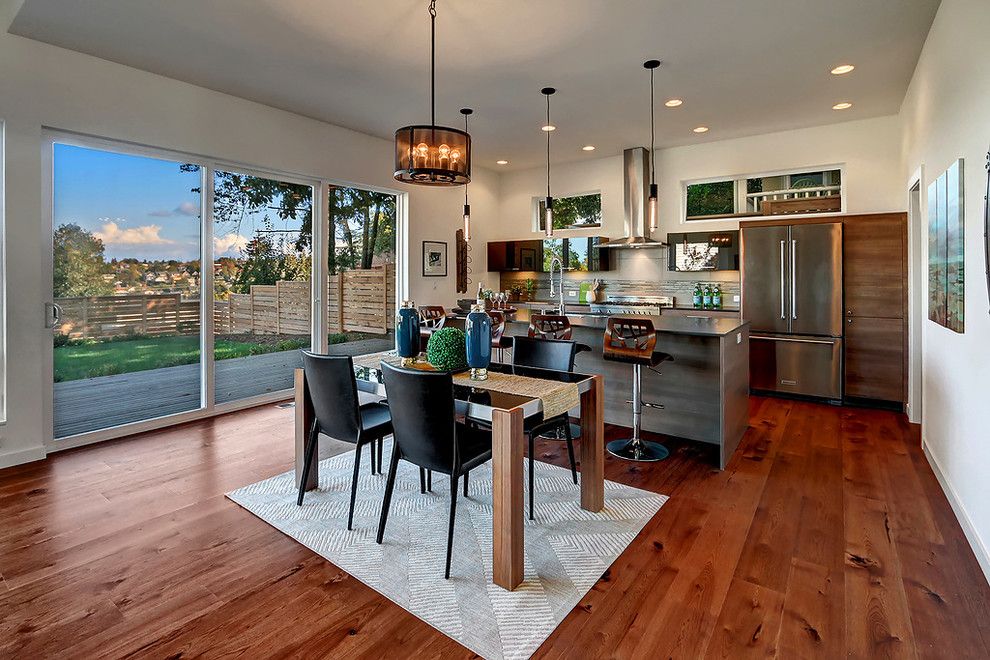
[842,213,906,319]
[486,237,611,272]
[667,231,740,271]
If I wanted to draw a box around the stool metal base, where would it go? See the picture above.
[606,438,670,462]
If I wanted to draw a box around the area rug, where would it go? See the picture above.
[227,440,666,659]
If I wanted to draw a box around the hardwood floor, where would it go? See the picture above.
[1,396,988,658]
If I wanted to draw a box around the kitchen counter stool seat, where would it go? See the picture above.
[602,318,672,462]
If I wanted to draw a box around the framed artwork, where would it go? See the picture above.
[520,248,537,271]
[928,158,965,333]
[984,149,989,313]
[422,241,448,277]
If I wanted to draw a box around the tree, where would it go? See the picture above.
[233,235,310,292]
[53,223,114,297]
[328,186,396,273]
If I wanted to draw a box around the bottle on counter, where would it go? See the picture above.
[693,283,703,309]
[712,284,722,310]
[702,284,713,309]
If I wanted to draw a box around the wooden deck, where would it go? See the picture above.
[4,397,988,657]
[53,337,393,438]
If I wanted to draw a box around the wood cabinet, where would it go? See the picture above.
[841,213,907,404]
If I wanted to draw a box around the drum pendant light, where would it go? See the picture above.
[393,0,471,186]
[542,87,556,237]
[645,60,661,232]
[461,108,473,239]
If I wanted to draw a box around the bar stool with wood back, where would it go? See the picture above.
[602,317,672,461]
[487,309,510,362]
[527,313,583,441]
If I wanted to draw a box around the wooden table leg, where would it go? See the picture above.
[492,406,524,590]
[580,374,605,512]
[294,368,317,491]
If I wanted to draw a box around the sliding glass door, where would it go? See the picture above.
[212,169,314,404]
[51,143,203,439]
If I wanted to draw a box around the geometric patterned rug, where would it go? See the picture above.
[227,438,667,660]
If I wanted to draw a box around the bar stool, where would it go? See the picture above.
[527,314,583,440]
[487,310,511,362]
[419,305,446,351]
[602,317,672,462]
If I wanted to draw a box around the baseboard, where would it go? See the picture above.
[922,438,990,584]
[0,445,48,470]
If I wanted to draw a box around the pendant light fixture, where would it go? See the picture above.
[393,0,471,186]
[460,107,473,239]
[645,59,661,232]
[542,87,556,237]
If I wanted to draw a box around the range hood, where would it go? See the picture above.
[599,147,667,249]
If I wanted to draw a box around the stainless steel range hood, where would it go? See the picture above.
[599,147,666,249]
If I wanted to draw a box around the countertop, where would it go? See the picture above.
[500,307,749,337]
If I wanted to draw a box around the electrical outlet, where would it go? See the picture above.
[568,290,577,297]
[736,332,742,344]
[733,295,740,303]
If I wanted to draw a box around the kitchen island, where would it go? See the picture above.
[497,308,750,469]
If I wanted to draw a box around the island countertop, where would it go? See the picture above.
[494,307,749,337]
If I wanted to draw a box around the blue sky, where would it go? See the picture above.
[53,144,310,261]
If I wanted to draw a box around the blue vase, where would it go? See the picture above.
[464,303,491,380]
[395,301,420,366]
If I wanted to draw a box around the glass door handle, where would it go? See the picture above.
[45,302,62,329]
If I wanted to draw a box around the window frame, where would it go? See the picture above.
[40,129,406,452]
[532,189,603,233]
[682,163,846,224]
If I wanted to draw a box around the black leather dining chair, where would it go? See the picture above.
[511,336,580,520]
[297,352,393,531]
[376,361,492,579]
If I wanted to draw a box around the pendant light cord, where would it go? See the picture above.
[429,0,437,128]
[546,93,552,198]
[650,66,656,185]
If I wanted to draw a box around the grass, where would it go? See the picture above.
[54,334,312,382]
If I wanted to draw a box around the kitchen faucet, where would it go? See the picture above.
[548,256,566,315]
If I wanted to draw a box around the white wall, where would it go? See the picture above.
[495,115,904,253]
[0,21,498,467]
[899,0,990,580]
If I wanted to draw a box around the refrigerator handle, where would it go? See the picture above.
[791,240,797,319]
[779,240,786,319]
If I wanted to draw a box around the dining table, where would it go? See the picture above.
[293,355,605,591]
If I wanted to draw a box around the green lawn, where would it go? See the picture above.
[54,335,309,382]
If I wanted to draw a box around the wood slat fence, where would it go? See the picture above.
[57,264,395,341]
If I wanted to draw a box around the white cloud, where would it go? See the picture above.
[214,233,249,255]
[174,201,200,216]
[94,219,174,245]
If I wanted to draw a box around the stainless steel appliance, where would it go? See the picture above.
[742,223,843,401]
[598,148,666,249]
[589,295,674,316]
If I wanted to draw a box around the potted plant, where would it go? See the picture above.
[524,278,538,302]
[508,283,524,302]
[426,327,468,372]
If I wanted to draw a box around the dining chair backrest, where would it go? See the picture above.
[380,362,458,474]
[528,314,573,340]
[487,310,506,344]
[419,306,447,329]
[301,352,361,442]
[511,336,578,373]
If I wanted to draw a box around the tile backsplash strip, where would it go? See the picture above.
[497,244,740,308]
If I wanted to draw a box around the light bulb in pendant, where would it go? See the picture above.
[415,142,430,166]
[648,183,659,232]
[463,204,471,241]
[544,197,554,237]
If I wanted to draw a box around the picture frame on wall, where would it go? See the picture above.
[422,241,448,277]
[520,248,537,271]
[927,158,965,333]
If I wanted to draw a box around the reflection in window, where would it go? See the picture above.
[686,168,842,221]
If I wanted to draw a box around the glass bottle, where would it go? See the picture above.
[702,285,713,310]
[712,284,722,309]
[395,300,420,366]
[693,283,703,309]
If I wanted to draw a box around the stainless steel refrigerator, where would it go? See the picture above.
[741,223,843,401]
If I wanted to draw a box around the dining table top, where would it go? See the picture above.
[352,354,593,422]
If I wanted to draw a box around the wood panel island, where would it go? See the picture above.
[498,309,750,469]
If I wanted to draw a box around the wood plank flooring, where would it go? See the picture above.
[1,396,988,658]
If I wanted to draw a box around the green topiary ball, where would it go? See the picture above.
[426,327,468,372]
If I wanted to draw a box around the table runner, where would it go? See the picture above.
[350,351,580,419]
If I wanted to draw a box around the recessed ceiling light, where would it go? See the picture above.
[582,145,596,151]
[496,159,508,165]
[832,102,853,110]
[541,124,556,132]
[664,99,683,107]
[693,126,709,133]
[830,64,855,75]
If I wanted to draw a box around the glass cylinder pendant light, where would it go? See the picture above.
[393,0,471,186]
[542,87,556,237]
[645,60,661,232]
[461,108,472,239]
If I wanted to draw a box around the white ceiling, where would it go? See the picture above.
[8,0,939,170]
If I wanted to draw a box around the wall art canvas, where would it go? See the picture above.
[422,240,447,277]
[928,158,965,333]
